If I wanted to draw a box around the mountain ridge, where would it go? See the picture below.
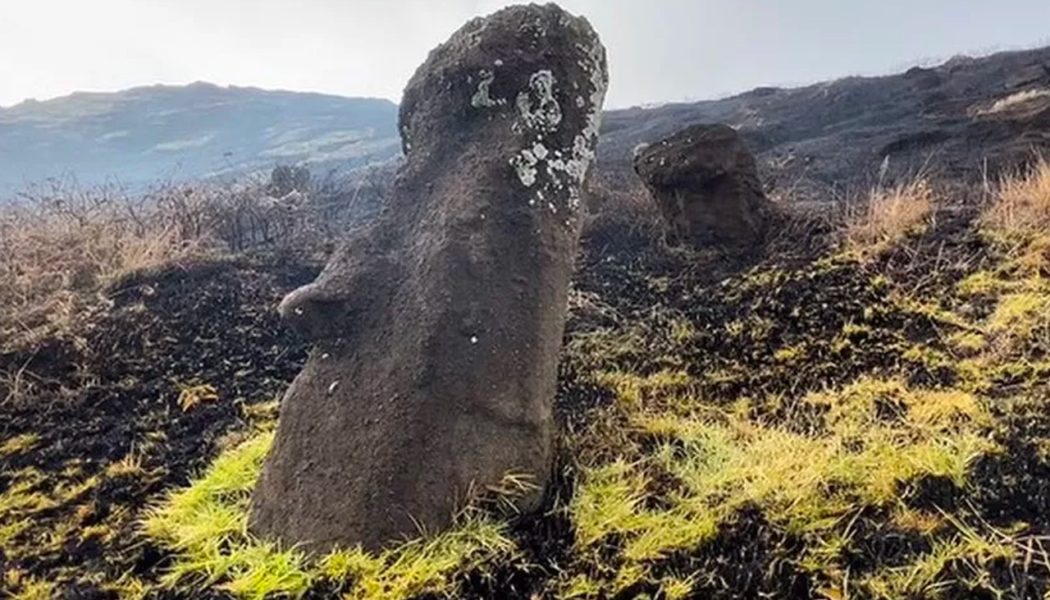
[3,44,1049,199]
[0,82,400,196]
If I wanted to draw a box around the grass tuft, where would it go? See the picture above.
[566,371,996,593]
[844,178,934,259]
[0,432,40,456]
[141,430,517,600]
[5,575,57,600]
[983,156,1050,236]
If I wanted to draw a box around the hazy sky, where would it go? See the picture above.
[2,0,1049,109]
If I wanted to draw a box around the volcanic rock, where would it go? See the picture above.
[634,123,775,247]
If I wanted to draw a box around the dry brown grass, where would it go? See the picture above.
[0,182,207,349]
[843,177,935,259]
[0,168,387,351]
[982,156,1050,236]
[1,189,202,291]
[978,88,1050,117]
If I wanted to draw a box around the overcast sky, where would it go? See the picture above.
[2,0,1049,109]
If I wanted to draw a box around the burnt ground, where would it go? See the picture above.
[471,210,1050,600]
[2,209,1050,599]
[0,256,318,597]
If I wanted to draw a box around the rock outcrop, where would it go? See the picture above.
[249,4,607,553]
[634,124,775,247]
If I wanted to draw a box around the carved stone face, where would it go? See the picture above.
[277,6,608,345]
[250,3,608,553]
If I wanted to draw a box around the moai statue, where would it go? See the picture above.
[250,3,608,552]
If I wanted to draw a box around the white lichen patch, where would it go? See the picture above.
[532,143,549,161]
[470,69,506,108]
[506,32,607,216]
[400,124,412,153]
[510,147,540,187]
[515,70,562,132]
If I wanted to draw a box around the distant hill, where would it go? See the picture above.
[0,82,400,197]
[3,45,1049,201]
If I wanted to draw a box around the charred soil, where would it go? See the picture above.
[2,204,1050,599]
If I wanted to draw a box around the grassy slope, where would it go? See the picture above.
[3,164,1050,599]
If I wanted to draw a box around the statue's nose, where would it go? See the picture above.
[278,283,346,341]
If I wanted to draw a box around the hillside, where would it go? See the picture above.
[0,83,399,196]
[2,39,1050,600]
[599,46,1050,195]
[3,46,1048,201]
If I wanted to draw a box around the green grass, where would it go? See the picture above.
[0,432,40,457]
[565,373,996,595]
[549,208,1050,596]
[5,576,56,600]
[141,430,517,600]
[860,525,1017,598]
[136,163,1050,598]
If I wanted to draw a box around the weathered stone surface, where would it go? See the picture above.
[249,3,607,553]
[634,124,775,247]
